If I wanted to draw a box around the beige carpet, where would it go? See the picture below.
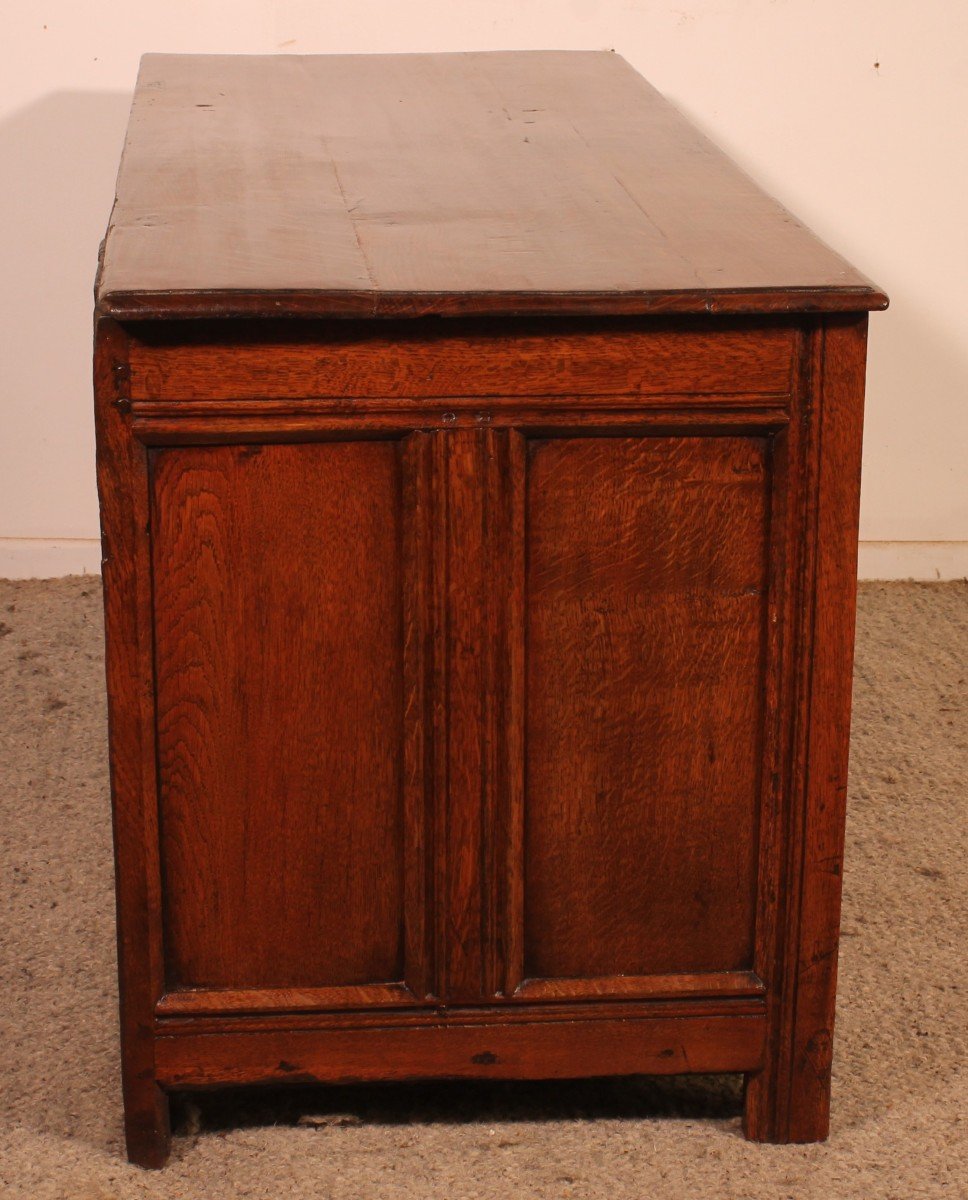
[1,578,965,1199]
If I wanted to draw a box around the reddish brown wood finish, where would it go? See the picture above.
[96,53,886,319]
[743,315,871,1143]
[95,319,171,1168]
[154,1014,768,1089]
[524,436,768,984]
[95,51,883,1169]
[151,441,410,993]
[125,319,798,401]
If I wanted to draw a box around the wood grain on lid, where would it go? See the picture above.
[97,51,887,319]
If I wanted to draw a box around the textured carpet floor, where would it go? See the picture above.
[1,578,965,1199]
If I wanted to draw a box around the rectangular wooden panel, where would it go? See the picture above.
[151,440,411,993]
[524,435,770,984]
[126,318,797,401]
[154,1013,767,1088]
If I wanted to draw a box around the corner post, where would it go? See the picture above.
[745,313,869,1142]
[95,316,171,1167]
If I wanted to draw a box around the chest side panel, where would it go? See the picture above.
[151,441,406,992]
[523,434,769,983]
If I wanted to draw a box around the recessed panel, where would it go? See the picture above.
[525,435,769,980]
[151,441,404,990]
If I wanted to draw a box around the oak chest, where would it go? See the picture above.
[94,51,887,1167]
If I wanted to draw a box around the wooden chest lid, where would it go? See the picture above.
[96,51,887,320]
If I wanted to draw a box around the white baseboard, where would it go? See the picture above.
[856,541,968,581]
[0,538,102,580]
[1,537,966,582]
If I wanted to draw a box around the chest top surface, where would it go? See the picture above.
[96,50,886,320]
